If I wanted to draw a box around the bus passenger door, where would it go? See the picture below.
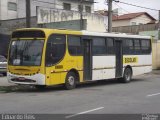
[83,39,92,80]
[115,40,123,78]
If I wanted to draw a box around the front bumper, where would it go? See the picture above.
[7,72,46,85]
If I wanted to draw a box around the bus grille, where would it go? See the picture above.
[11,78,36,83]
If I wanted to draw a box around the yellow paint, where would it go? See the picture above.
[123,57,138,64]
[8,28,84,86]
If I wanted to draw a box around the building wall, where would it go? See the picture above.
[37,7,106,32]
[56,0,94,13]
[0,16,37,34]
[84,14,106,32]
[0,0,94,19]
[139,30,159,40]
[0,0,18,20]
[152,41,160,69]
[18,0,56,18]
[40,19,87,30]
[130,14,152,25]
[112,19,130,27]
[112,14,152,27]
[17,0,94,18]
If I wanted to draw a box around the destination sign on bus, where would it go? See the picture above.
[124,57,138,64]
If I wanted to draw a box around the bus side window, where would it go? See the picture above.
[92,37,106,55]
[68,36,82,56]
[141,39,151,54]
[106,37,115,55]
[134,39,141,54]
[46,34,66,66]
[123,39,134,55]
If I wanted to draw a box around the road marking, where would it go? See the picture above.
[147,92,160,97]
[65,107,104,119]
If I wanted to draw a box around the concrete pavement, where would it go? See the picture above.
[0,70,160,115]
[0,70,159,87]
[0,74,15,86]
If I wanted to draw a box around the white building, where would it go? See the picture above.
[0,0,94,20]
[0,0,107,32]
[112,12,156,27]
[0,0,18,20]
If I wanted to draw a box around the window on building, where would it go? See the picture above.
[78,5,83,12]
[8,2,17,11]
[131,22,136,25]
[85,6,91,13]
[63,3,71,10]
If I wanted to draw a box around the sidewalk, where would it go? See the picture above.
[151,69,160,74]
[0,74,15,87]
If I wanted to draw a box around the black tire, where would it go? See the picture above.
[121,67,132,83]
[3,72,7,76]
[35,85,46,90]
[64,72,77,90]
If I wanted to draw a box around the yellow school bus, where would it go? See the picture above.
[7,28,152,89]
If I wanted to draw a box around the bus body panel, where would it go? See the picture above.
[123,54,152,76]
[92,56,115,80]
[45,56,83,85]
[7,28,152,86]
[45,31,83,86]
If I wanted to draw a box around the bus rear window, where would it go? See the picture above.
[12,30,45,38]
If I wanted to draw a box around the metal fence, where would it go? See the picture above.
[112,23,159,34]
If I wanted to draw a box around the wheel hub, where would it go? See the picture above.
[68,76,75,86]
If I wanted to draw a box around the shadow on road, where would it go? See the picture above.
[0,78,146,93]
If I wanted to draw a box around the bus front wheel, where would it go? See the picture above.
[64,72,77,90]
[121,67,132,83]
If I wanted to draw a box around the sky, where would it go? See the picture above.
[94,0,160,19]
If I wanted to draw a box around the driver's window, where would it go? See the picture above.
[45,34,66,66]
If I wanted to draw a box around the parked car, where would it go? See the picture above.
[0,55,7,76]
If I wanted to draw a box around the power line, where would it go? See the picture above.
[113,2,130,14]
[32,0,57,5]
[113,3,157,21]
[33,0,86,12]
[114,1,159,11]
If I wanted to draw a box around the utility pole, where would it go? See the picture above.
[108,0,113,33]
[158,10,160,40]
[80,0,83,30]
[26,0,31,28]
[0,0,1,27]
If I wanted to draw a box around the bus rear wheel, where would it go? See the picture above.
[64,72,77,90]
[121,67,132,83]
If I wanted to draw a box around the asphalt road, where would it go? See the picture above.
[0,71,160,119]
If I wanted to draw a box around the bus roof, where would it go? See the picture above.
[14,28,151,39]
[82,31,151,39]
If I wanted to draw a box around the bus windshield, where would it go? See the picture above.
[9,40,44,66]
